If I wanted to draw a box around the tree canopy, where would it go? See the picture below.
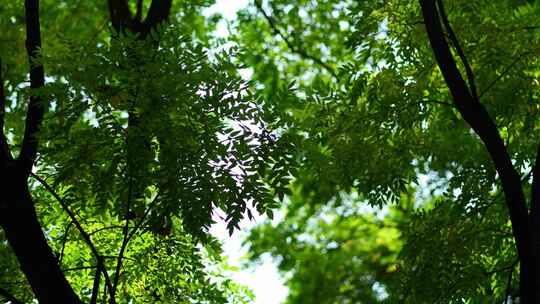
[236,0,540,303]
[1,0,540,303]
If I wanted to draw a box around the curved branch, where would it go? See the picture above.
[254,0,339,80]
[30,173,116,303]
[419,0,532,300]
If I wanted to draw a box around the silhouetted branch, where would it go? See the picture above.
[126,193,160,243]
[58,220,73,264]
[30,173,116,303]
[90,258,103,304]
[436,0,478,102]
[135,0,143,22]
[111,178,134,297]
[107,0,134,33]
[420,1,532,299]
[142,0,172,38]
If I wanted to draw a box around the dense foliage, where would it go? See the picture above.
[2,0,540,303]
[0,1,285,303]
[235,0,540,303]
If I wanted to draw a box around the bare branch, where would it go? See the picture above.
[62,265,98,272]
[88,225,125,236]
[479,53,526,98]
[530,144,540,220]
[58,220,73,264]
[126,193,160,243]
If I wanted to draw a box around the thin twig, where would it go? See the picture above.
[111,177,134,297]
[126,193,160,243]
[62,265,98,272]
[479,54,524,99]
[58,220,73,264]
[254,0,339,80]
[88,225,125,236]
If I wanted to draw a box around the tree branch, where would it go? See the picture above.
[109,192,160,298]
[530,144,540,222]
[90,258,103,304]
[18,0,46,175]
[436,0,479,102]
[142,0,172,38]
[0,287,24,304]
[107,0,135,34]
[111,178,134,298]
[479,52,526,99]
[419,0,532,299]
[58,220,73,264]
[30,173,116,303]
[126,193,160,243]
[254,0,339,80]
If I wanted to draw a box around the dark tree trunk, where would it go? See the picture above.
[0,0,174,302]
[0,1,82,302]
[0,161,81,304]
[418,0,536,302]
